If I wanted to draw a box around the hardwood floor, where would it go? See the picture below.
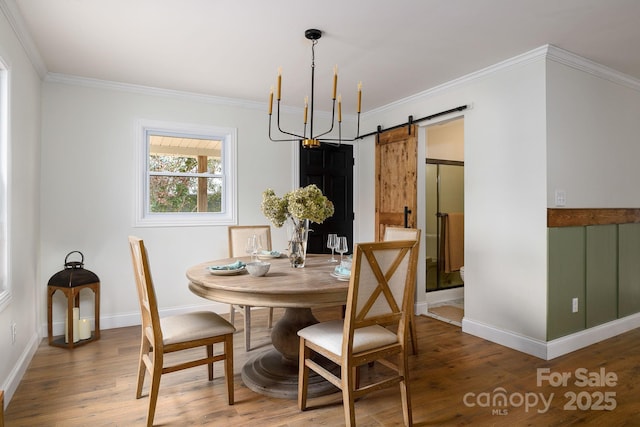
[5,307,640,426]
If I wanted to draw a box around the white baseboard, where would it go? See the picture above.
[415,301,429,316]
[1,331,39,408]
[463,312,640,360]
[425,287,464,306]
[546,312,640,359]
[462,317,548,359]
[414,287,464,316]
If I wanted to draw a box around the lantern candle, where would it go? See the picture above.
[65,307,80,343]
[338,94,342,122]
[79,318,91,340]
[268,86,274,115]
[357,81,362,113]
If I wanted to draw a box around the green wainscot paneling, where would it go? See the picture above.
[586,225,618,327]
[548,227,586,340]
[618,223,640,317]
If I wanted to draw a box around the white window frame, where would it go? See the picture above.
[135,119,237,227]
[0,57,10,312]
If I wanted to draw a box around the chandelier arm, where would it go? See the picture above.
[269,113,303,142]
[314,109,361,144]
[316,137,358,143]
[274,99,304,140]
[309,99,337,140]
[269,117,300,142]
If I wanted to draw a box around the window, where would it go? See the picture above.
[0,58,9,311]
[136,120,237,227]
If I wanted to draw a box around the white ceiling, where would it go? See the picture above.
[9,0,640,113]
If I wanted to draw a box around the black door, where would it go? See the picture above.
[299,144,354,254]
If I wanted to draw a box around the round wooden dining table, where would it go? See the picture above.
[186,254,348,399]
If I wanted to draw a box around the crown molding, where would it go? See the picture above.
[0,0,47,78]
[45,72,269,111]
[546,44,640,92]
[365,44,640,117]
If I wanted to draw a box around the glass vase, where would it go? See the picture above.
[288,218,310,268]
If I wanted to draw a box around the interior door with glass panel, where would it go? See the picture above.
[426,161,464,291]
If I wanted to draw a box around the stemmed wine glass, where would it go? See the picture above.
[326,233,338,263]
[255,235,263,259]
[336,236,349,263]
[246,235,260,262]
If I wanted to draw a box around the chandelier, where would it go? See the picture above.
[268,29,362,148]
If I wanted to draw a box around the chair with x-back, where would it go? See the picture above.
[383,226,421,355]
[228,225,275,351]
[129,236,235,426]
[298,239,419,426]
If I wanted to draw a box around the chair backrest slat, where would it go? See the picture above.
[383,226,420,243]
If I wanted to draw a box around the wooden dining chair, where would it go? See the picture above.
[383,226,422,355]
[128,236,235,427]
[228,225,274,351]
[298,239,419,427]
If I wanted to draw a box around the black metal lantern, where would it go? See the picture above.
[47,251,99,287]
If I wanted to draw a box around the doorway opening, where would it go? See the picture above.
[425,118,464,292]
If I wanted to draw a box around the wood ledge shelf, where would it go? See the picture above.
[548,208,640,227]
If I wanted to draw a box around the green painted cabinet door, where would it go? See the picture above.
[619,223,640,317]
[586,225,618,327]
[548,227,585,340]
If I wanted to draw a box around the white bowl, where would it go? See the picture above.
[246,261,271,277]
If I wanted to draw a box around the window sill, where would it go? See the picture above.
[134,212,235,227]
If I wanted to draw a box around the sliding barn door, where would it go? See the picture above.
[375,125,417,241]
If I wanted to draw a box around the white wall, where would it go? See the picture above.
[546,59,640,208]
[0,11,42,403]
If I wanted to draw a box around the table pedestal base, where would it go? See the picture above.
[241,349,339,399]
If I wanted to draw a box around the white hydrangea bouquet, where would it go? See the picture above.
[261,184,334,267]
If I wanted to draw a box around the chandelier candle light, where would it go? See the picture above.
[268,28,362,148]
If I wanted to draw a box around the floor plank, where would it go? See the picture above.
[5,307,640,426]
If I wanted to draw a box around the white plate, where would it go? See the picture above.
[258,251,282,259]
[330,272,351,281]
[207,266,246,276]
